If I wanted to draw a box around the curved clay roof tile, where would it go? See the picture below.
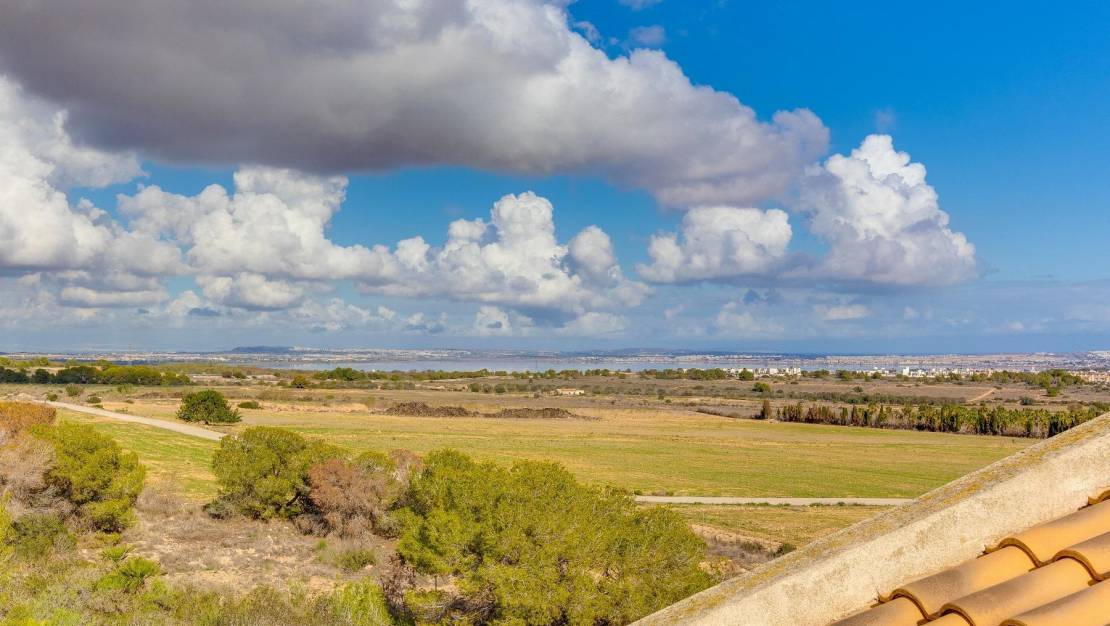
[938,558,1093,626]
[1055,530,1110,580]
[999,579,1110,626]
[828,597,923,626]
[994,499,1110,564]
[890,546,1035,617]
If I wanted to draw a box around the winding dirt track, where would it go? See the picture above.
[46,400,225,441]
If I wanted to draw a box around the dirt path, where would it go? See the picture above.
[634,496,912,506]
[969,388,995,402]
[46,401,225,441]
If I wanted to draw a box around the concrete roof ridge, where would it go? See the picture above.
[635,413,1110,626]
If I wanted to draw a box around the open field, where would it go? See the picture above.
[49,387,1034,498]
[58,407,902,557]
[668,504,893,547]
[61,409,220,500]
[19,378,1056,572]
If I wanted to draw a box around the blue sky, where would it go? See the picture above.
[1,0,1108,352]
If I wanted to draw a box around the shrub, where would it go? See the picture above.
[6,512,75,558]
[177,389,241,424]
[87,395,103,404]
[102,544,132,562]
[35,422,145,531]
[394,450,712,624]
[328,580,395,626]
[45,392,59,402]
[336,546,377,572]
[211,427,343,519]
[752,382,771,393]
[308,458,390,537]
[65,385,82,397]
[96,557,161,593]
[238,400,262,409]
[0,402,56,442]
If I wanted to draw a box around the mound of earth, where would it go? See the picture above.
[384,403,597,420]
[488,407,597,420]
[386,402,476,417]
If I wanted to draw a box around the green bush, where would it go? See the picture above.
[6,513,75,558]
[64,385,82,397]
[102,544,131,562]
[336,547,376,572]
[45,392,59,402]
[210,427,344,519]
[395,450,712,625]
[35,422,145,531]
[178,389,241,423]
[86,395,103,404]
[238,400,262,409]
[95,557,161,593]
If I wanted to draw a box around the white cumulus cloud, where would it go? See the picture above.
[360,192,648,316]
[637,206,792,283]
[798,134,977,286]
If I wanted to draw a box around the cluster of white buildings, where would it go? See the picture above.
[724,367,803,378]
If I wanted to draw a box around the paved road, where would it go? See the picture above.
[46,401,226,441]
[634,496,912,506]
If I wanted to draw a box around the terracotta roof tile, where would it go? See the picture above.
[1056,530,1110,580]
[995,498,1110,564]
[926,615,970,626]
[827,490,1110,626]
[938,558,1093,626]
[890,546,1034,617]
[829,597,924,626]
[1000,580,1110,626]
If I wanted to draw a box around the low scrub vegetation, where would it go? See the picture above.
[205,425,712,624]
[0,401,56,443]
[1,404,399,624]
[389,450,711,624]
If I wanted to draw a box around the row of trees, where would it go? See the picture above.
[773,402,1104,438]
[207,426,711,625]
[0,364,191,386]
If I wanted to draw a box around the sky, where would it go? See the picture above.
[0,0,1108,353]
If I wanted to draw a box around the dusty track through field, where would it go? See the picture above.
[46,401,225,441]
[634,496,913,506]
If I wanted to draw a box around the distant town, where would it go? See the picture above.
[3,347,1110,376]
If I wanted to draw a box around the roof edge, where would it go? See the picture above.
[636,414,1110,626]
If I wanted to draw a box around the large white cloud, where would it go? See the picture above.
[798,134,977,286]
[637,206,792,283]
[0,77,180,299]
[359,191,649,315]
[0,0,827,208]
[119,168,391,282]
[119,169,646,317]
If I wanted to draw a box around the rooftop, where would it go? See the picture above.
[636,412,1110,626]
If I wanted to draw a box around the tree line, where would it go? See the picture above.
[772,401,1105,438]
[0,364,191,386]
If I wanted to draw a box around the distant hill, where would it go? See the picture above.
[228,346,296,354]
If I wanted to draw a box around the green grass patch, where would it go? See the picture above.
[59,410,219,500]
[665,504,892,546]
